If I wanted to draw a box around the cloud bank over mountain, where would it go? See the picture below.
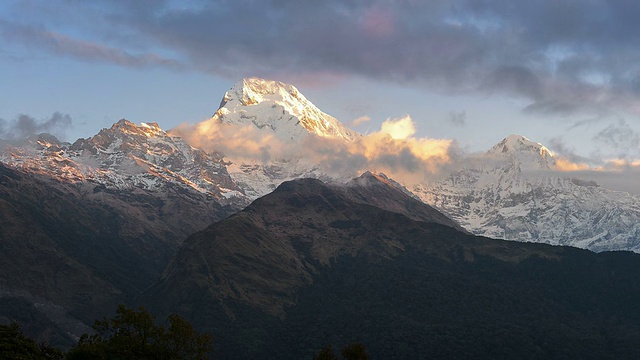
[0,112,72,140]
[172,114,455,184]
[5,1,640,119]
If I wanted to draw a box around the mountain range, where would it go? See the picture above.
[413,134,640,252]
[3,77,640,357]
[210,79,640,253]
[145,173,640,359]
[4,77,636,252]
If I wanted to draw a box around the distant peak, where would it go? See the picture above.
[489,135,548,153]
[240,77,293,92]
[349,171,422,200]
[352,171,394,186]
[242,77,285,88]
[225,77,301,107]
[209,78,360,142]
[106,119,166,137]
[27,133,61,144]
[113,118,135,128]
[488,134,555,168]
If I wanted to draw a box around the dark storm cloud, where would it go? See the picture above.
[8,0,640,115]
[0,112,72,140]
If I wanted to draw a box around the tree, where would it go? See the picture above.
[313,344,339,360]
[66,305,213,360]
[312,342,369,360]
[341,342,369,360]
[163,314,214,359]
[0,322,63,360]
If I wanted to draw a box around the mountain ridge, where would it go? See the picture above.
[0,118,247,205]
[195,79,640,253]
[3,77,640,254]
[414,134,640,252]
[144,174,640,360]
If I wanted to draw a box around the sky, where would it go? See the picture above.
[2,0,640,175]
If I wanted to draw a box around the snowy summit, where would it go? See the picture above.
[201,77,360,142]
[487,134,556,169]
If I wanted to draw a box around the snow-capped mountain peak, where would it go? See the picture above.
[106,119,165,138]
[207,77,360,142]
[487,134,555,169]
[224,77,301,107]
[0,119,244,203]
[414,133,640,253]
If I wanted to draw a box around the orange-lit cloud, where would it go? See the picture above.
[553,157,640,173]
[171,114,455,185]
[554,157,590,171]
[379,115,416,139]
[598,158,640,171]
[351,116,371,126]
[171,119,290,164]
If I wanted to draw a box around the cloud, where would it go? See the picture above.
[0,112,73,140]
[8,1,640,117]
[171,110,640,193]
[552,158,640,194]
[172,119,285,164]
[447,111,466,126]
[546,136,593,165]
[0,20,183,69]
[531,132,640,193]
[593,119,640,152]
[554,158,590,172]
[351,116,371,127]
[172,114,455,184]
[379,115,415,139]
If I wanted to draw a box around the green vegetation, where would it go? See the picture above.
[0,322,64,360]
[340,342,369,360]
[66,305,213,360]
[0,305,213,360]
[2,305,372,360]
[313,345,339,360]
[313,342,369,360]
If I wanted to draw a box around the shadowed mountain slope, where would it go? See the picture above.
[0,162,234,347]
[146,175,640,359]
